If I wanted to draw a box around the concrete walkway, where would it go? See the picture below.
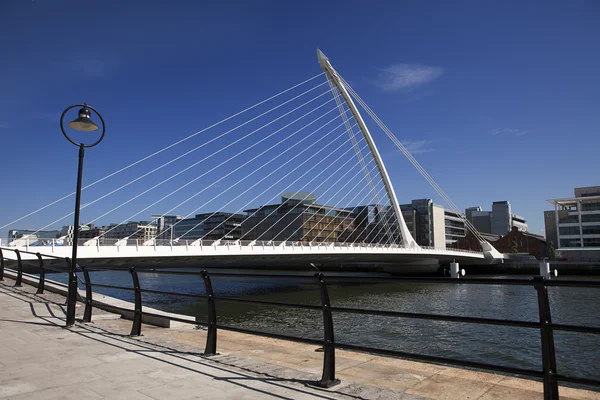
[1,278,599,400]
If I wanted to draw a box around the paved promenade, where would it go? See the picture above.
[1,277,599,400]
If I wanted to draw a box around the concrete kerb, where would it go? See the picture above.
[2,268,195,328]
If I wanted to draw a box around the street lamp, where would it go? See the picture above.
[60,104,106,326]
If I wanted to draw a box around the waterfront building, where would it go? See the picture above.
[242,192,353,242]
[465,201,528,235]
[78,225,107,245]
[173,212,245,241]
[7,229,60,245]
[151,215,184,241]
[453,227,546,259]
[444,209,467,248]
[346,204,401,244]
[102,221,157,241]
[453,231,501,252]
[546,186,600,261]
[492,227,547,259]
[59,224,93,245]
[399,199,455,249]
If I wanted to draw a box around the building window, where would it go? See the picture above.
[558,214,579,224]
[582,202,600,211]
[582,214,600,223]
[560,238,581,248]
[559,226,580,236]
[583,238,600,247]
[582,226,600,235]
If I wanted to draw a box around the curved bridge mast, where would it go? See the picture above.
[317,49,418,248]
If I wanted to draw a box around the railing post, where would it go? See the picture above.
[201,270,217,355]
[82,266,93,323]
[36,253,45,294]
[533,276,559,399]
[65,258,78,326]
[0,247,4,281]
[14,249,23,287]
[315,273,340,388]
[130,268,142,336]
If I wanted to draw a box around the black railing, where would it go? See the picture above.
[1,248,600,398]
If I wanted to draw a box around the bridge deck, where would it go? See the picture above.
[1,277,596,399]
[3,243,486,270]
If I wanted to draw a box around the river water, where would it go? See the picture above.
[51,269,600,382]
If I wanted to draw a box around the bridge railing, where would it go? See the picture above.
[2,249,599,397]
[1,239,485,256]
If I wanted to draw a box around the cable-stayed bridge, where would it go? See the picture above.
[1,50,503,273]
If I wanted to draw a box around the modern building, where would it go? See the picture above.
[346,204,401,244]
[6,229,60,245]
[102,221,157,241]
[173,212,245,241]
[151,215,184,241]
[78,225,108,244]
[444,210,467,248]
[465,201,528,236]
[242,192,354,242]
[546,186,600,261]
[399,199,455,249]
[59,224,93,245]
[470,210,492,233]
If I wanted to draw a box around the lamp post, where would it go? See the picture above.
[60,104,106,326]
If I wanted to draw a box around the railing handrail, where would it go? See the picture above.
[0,242,487,257]
[2,250,599,396]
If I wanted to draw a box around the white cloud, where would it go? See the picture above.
[372,64,444,92]
[400,140,435,154]
[490,128,529,137]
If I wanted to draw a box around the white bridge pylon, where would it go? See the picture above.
[1,49,503,267]
[317,50,417,248]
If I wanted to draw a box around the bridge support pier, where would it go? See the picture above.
[450,261,460,279]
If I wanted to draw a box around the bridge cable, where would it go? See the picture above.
[159,109,355,241]
[29,82,331,236]
[256,138,373,243]
[98,92,340,240]
[318,179,391,245]
[340,76,487,244]
[173,113,352,242]
[1,73,325,232]
[233,124,363,242]
[300,157,387,244]
[326,80,397,243]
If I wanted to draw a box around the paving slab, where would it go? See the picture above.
[1,278,599,399]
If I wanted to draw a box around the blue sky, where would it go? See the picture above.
[1,0,599,238]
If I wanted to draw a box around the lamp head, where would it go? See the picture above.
[67,106,99,132]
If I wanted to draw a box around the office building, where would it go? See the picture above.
[102,221,157,241]
[346,204,401,244]
[444,209,467,248]
[465,201,528,236]
[173,212,245,241]
[242,192,353,242]
[545,186,600,260]
[7,229,60,245]
[59,224,93,245]
[399,199,452,249]
[151,215,184,241]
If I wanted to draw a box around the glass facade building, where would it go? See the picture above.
[546,186,600,249]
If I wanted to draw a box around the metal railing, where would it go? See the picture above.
[1,249,599,398]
